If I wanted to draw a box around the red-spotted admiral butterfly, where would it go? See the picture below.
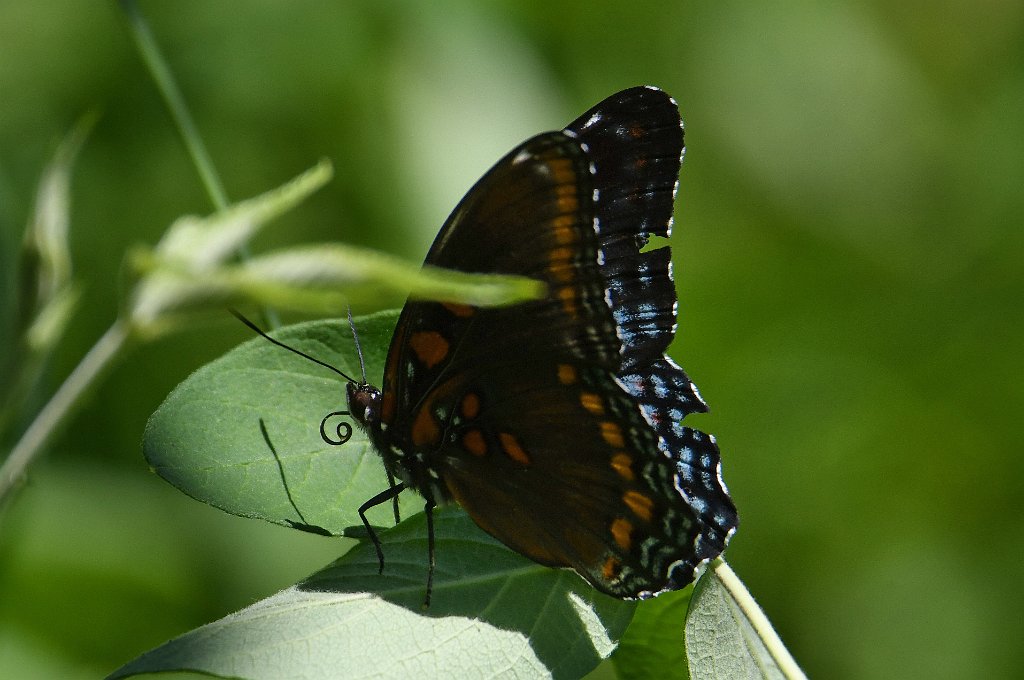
[343,86,738,602]
[247,86,738,604]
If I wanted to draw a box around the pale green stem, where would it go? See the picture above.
[713,559,809,680]
[0,321,132,503]
[120,0,228,211]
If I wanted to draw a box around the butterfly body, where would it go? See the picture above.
[348,86,737,599]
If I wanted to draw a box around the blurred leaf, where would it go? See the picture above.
[109,506,635,680]
[129,243,545,335]
[153,159,333,266]
[129,160,332,329]
[613,589,691,680]
[1,115,91,438]
[685,561,804,680]
[241,244,546,307]
[19,112,94,329]
[144,312,400,533]
[128,157,543,334]
[24,286,80,351]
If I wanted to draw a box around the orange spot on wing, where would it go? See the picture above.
[411,407,440,447]
[381,391,395,424]
[610,518,633,551]
[462,429,486,456]
[551,214,577,245]
[409,331,449,369]
[623,490,654,522]
[549,246,573,263]
[547,246,575,284]
[499,432,530,465]
[580,392,604,415]
[610,453,635,481]
[557,286,578,317]
[600,421,624,448]
[602,556,622,581]
[461,392,480,419]
[558,364,577,385]
[548,158,573,183]
[556,193,578,215]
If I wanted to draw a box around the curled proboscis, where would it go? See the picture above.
[320,411,353,445]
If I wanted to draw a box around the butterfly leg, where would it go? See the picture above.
[387,468,401,525]
[358,482,407,574]
[423,497,437,608]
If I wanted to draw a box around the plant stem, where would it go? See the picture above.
[713,558,808,680]
[120,0,228,212]
[119,0,279,328]
[0,321,132,504]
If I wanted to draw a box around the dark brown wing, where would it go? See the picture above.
[436,358,715,597]
[376,130,620,474]
[377,88,737,598]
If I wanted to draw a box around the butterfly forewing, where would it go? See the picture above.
[376,131,621,494]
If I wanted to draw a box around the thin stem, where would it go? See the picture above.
[0,321,132,504]
[713,559,808,680]
[120,0,228,211]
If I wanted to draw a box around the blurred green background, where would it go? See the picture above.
[1,1,1021,678]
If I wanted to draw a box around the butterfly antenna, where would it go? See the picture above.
[347,305,368,384]
[229,309,359,384]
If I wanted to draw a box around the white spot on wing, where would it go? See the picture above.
[512,149,531,164]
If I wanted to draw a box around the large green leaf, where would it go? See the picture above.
[138,310,636,678]
[144,311,405,533]
[109,508,634,679]
[612,589,692,680]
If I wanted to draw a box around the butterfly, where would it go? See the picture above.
[317,85,741,604]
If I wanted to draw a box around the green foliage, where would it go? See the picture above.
[110,508,635,680]
[138,312,640,678]
[136,311,800,679]
[613,589,691,680]
[143,314,404,534]
[2,1,1021,678]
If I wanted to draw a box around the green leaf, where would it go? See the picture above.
[153,159,333,266]
[110,507,634,679]
[128,160,333,330]
[129,243,545,335]
[127,158,543,336]
[144,311,402,534]
[140,310,636,678]
[239,244,547,308]
[684,561,806,680]
[612,589,692,680]
[18,113,93,351]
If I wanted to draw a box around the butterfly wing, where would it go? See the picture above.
[567,85,684,370]
[436,358,721,597]
[378,87,737,597]
[571,87,739,547]
[376,130,620,484]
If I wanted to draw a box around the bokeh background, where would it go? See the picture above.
[1,1,1021,678]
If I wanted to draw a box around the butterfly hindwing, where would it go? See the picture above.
[436,359,710,597]
[569,86,684,370]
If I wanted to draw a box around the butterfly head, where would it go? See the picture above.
[346,381,382,432]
